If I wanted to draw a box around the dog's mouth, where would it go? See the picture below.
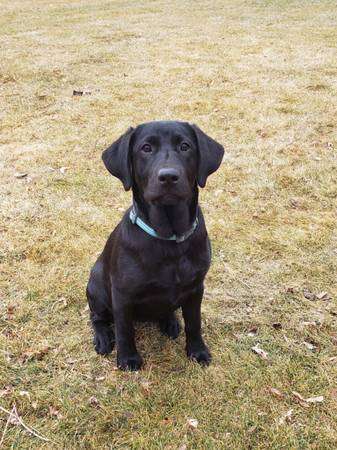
[157,194,182,206]
[150,192,183,206]
[143,179,192,206]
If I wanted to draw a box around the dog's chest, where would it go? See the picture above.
[147,244,208,284]
[129,246,210,310]
[156,253,196,285]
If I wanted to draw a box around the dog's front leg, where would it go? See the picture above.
[112,292,142,371]
[182,286,211,366]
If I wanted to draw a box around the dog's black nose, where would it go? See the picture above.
[158,168,179,184]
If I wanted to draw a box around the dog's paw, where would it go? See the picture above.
[187,346,211,366]
[159,316,181,339]
[94,329,114,355]
[117,353,143,371]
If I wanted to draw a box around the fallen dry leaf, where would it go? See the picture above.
[9,413,20,425]
[14,172,28,179]
[289,198,300,209]
[89,396,100,408]
[251,344,268,359]
[292,391,310,408]
[140,380,152,395]
[21,346,51,363]
[286,287,296,294]
[278,409,293,425]
[161,417,171,425]
[256,129,268,138]
[303,341,318,351]
[187,418,198,429]
[95,376,106,382]
[303,289,316,301]
[49,406,63,419]
[302,321,318,327]
[268,387,284,399]
[306,396,324,403]
[247,326,258,337]
[66,358,77,365]
[19,390,31,400]
[57,297,68,308]
[0,385,13,398]
[302,290,330,301]
[248,425,258,434]
[7,305,15,319]
[72,89,92,96]
[292,391,324,406]
[330,389,337,399]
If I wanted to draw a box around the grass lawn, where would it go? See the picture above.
[1,0,336,448]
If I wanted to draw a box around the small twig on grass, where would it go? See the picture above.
[0,405,15,448]
[224,264,253,289]
[235,277,252,289]
[0,404,50,444]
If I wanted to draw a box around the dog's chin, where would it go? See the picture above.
[155,195,181,206]
[145,191,189,206]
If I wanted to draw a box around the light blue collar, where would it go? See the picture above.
[129,208,198,243]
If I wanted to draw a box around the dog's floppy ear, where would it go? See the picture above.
[102,127,134,191]
[191,124,224,188]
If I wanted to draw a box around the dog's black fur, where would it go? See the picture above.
[86,121,224,370]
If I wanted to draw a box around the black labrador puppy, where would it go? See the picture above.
[86,120,224,370]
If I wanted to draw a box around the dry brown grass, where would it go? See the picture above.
[1,0,337,448]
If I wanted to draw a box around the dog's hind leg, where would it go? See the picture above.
[86,258,114,355]
[159,312,181,340]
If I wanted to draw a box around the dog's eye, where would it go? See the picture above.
[141,144,152,153]
[180,142,190,152]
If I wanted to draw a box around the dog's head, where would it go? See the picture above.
[102,121,224,205]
